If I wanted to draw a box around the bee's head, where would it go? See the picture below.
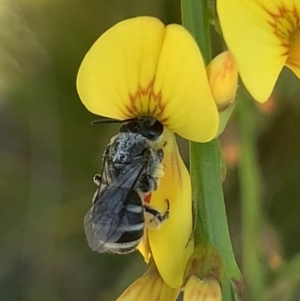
[91,116,164,141]
[119,117,164,141]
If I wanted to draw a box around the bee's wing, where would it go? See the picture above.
[84,158,146,253]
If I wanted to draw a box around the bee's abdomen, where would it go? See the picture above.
[112,191,145,254]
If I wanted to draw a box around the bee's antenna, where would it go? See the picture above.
[91,118,121,125]
[90,118,135,125]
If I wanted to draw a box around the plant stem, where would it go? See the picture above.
[181,0,242,300]
[180,0,211,64]
[238,95,265,301]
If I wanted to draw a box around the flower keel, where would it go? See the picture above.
[140,128,194,288]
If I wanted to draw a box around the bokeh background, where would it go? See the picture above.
[1,1,300,300]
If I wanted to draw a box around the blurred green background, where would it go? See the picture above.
[1,1,300,300]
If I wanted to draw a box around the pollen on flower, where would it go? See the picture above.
[264,4,300,55]
[126,78,168,123]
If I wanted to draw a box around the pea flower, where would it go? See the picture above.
[77,16,219,289]
[217,0,300,102]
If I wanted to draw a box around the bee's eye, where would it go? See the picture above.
[142,120,163,140]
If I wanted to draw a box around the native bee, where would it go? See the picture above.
[84,117,170,254]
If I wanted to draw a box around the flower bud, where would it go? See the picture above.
[116,263,180,301]
[207,51,238,111]
[207,51,238,136]
[183,275,222,301]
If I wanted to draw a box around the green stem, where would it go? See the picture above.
[190,141,241,279]
[238,95,265,301]
[180,0,211,64]
[181,0,242,300]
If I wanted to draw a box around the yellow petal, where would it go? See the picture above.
[148,128,194,288]
[153,24,219,142]
[77,16,165,120]
[116,264,180,301]
[183,276,222,301]
[217,0,299,102]
[77,16,219,142]
[286,28,300,77]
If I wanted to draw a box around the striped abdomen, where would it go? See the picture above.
[105,190,145,254]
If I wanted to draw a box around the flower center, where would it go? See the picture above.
[265,4,300,56]
[125,79,167,122]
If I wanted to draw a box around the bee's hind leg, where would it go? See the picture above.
[144,199,170,229]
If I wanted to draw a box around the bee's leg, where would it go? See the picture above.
[138,147,165,194]
[153,162,164,179]
[139,165,164,194]
[139,174,158,193]
[157,148,164,162]
[144,199,170,229]
[93,174,102,186]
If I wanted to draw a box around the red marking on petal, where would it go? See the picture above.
[124,104,136,116]
[120,108,134,119]
[263,4,300,48]
[126,78,169,124]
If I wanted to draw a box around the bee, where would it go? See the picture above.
[84,117,170,254]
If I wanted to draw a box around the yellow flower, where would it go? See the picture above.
[116,263,180,301]
[183,276,222,301]
[217,0,300,102]
[77,16,219,288]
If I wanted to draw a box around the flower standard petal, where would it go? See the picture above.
[77,16,219,142]
[217,0,300,102]
[148,128,194,288]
